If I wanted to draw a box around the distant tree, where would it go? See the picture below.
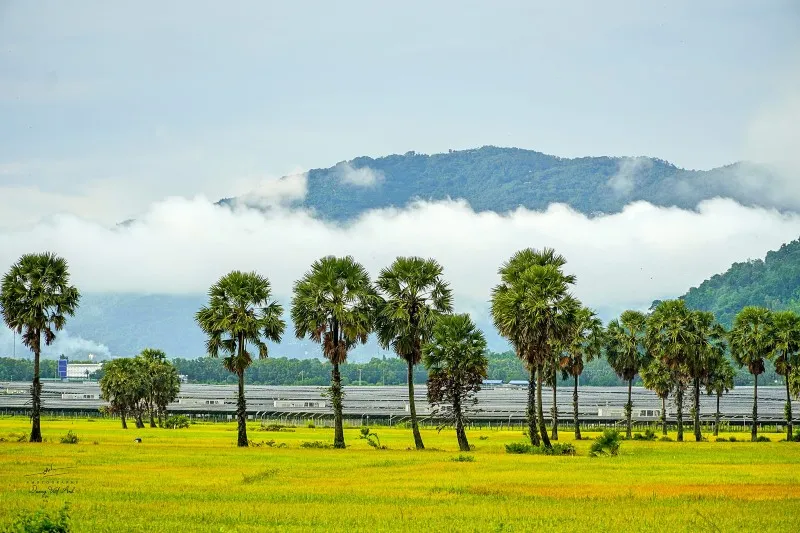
[769,310,800,441]
[375,257,453,450]
[640,358,673,436]
[606,310,649,439]
[0,253,80,442]
[99,358,140,429]
[559,307,603,440]
[291,256,376,449]
[705,353,735,437]
[196,271,285,447]
[687,310,727,442]
[729,307,775,442]
[491,248,577,449]
[423,313,488,452]
[135,348,180,427]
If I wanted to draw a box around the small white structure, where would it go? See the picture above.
[66,363,102,379]
[273,400,326,408]
[61,393,100,400]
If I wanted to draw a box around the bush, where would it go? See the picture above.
[590,429,621,457]
[791,430,800,442]
[504,442,575,456]
[358,427,386,449]
[450,454,475,462]
[258,423,295,433]
[715,437,728,442]
[306,421,316,429]
[478,435,489,440]
[658,436,673,442]
[755,435,771,442]
[728,436,737,442]
[164,415,190,429]
[59,431,79,444]
[300,441,333,449]
[632,429,657,441]
[6,504,70,532]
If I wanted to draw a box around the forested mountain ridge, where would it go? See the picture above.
[221,146,783,219]
[680,237,800,327]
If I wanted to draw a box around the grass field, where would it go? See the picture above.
[1,417,799,532]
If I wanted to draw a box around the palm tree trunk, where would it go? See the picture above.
[536,364,551,448]
[751,374,758,442]
[661,396,667,436]
[676,385,684,442]
[332,361,345,449]
[407,360,424,450]
[573,373,581,440]
[121,412,128,430]
[714,392,720,437]
[786,376,793,442]
[453,393,470,452]
[135,412,144,429]
[149,407,157,428]
[527,366,540,446]
[30,329,42,443]
[236,368,248,447]
[551,368,558,441]
[693,377,701,442]
[625,379,633,439]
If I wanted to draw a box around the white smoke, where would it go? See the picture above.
[0,327,111,360]
[607,157,653,196]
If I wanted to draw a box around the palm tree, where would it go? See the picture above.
[729,306,775,442]
[291,256,376,449]
[196,271,285,447]
[605,310,649,439]
[491,248,577,449]
[423,313,488,452]
[686,310,727,441]
[640,358,673,436]
[1,253,80,442]
[559,306,603,440]
[705,352,735,437]
[769,310,800,441]
[375,257,452,450]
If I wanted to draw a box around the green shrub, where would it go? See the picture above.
[478,435,489,440]
[6,504,70,532]
[504,442,575,456]
[728,436,737,442]
[658,436,673,442]
[505,442,534,454]
[755,435,771,442]
[791,430,800,442]
[450,454,475,462]
[632,429,657,441]
[306,421,316,429]
[590,429,621,457]
[300,441,333,449]
[258,423,295,433]
[715,437,728,442]
[59,431,79,444]
[358,427,386,449]
[164,415,190,429]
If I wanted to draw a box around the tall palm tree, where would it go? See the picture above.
[559,306,603,440]
[291,256,376,449]
[423,313,488,452]
[686,310,727,441]
[646,300,696,441]
[1,253,80,442]
[375,257,452,450]
[491,248,577,449]
[705,352,735,437]
[605,310,649,439]
[769,310,800,441]
[640,358,673,436]
[729,306,775,442]
[196,271,285,447]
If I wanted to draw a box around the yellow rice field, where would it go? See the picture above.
[0,417,798,532]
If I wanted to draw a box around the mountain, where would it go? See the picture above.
[679,237,800,327]
[221,146,786,219]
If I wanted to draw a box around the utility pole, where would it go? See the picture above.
[358,368,362,386]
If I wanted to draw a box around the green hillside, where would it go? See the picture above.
[221,146,779,220]
[681,237,800,327]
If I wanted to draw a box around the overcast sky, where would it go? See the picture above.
[1,0,799,226]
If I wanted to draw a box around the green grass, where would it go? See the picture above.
[1,417,799,532]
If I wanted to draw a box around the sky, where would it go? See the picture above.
[1,1,800,357]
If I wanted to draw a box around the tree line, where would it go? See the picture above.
[2,250,799,449]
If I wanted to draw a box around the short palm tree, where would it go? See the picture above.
[605,310,649,439]
[769,310,800,441]
[1,253,80,442]
[705,352,735,437]
[196,271,285,447]
[491,248,577,449]
[291,256,376,449]
[729,306,775,442]
[375,257,452,450]
[559,306,603,440]
[640,358,673,436]
[423,313,488,452]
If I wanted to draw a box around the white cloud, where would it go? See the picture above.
[333,162,384,187]
[607,157,653,196]
[0,327,110,360]
[232,172,308,209]
[0,196,798,320]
